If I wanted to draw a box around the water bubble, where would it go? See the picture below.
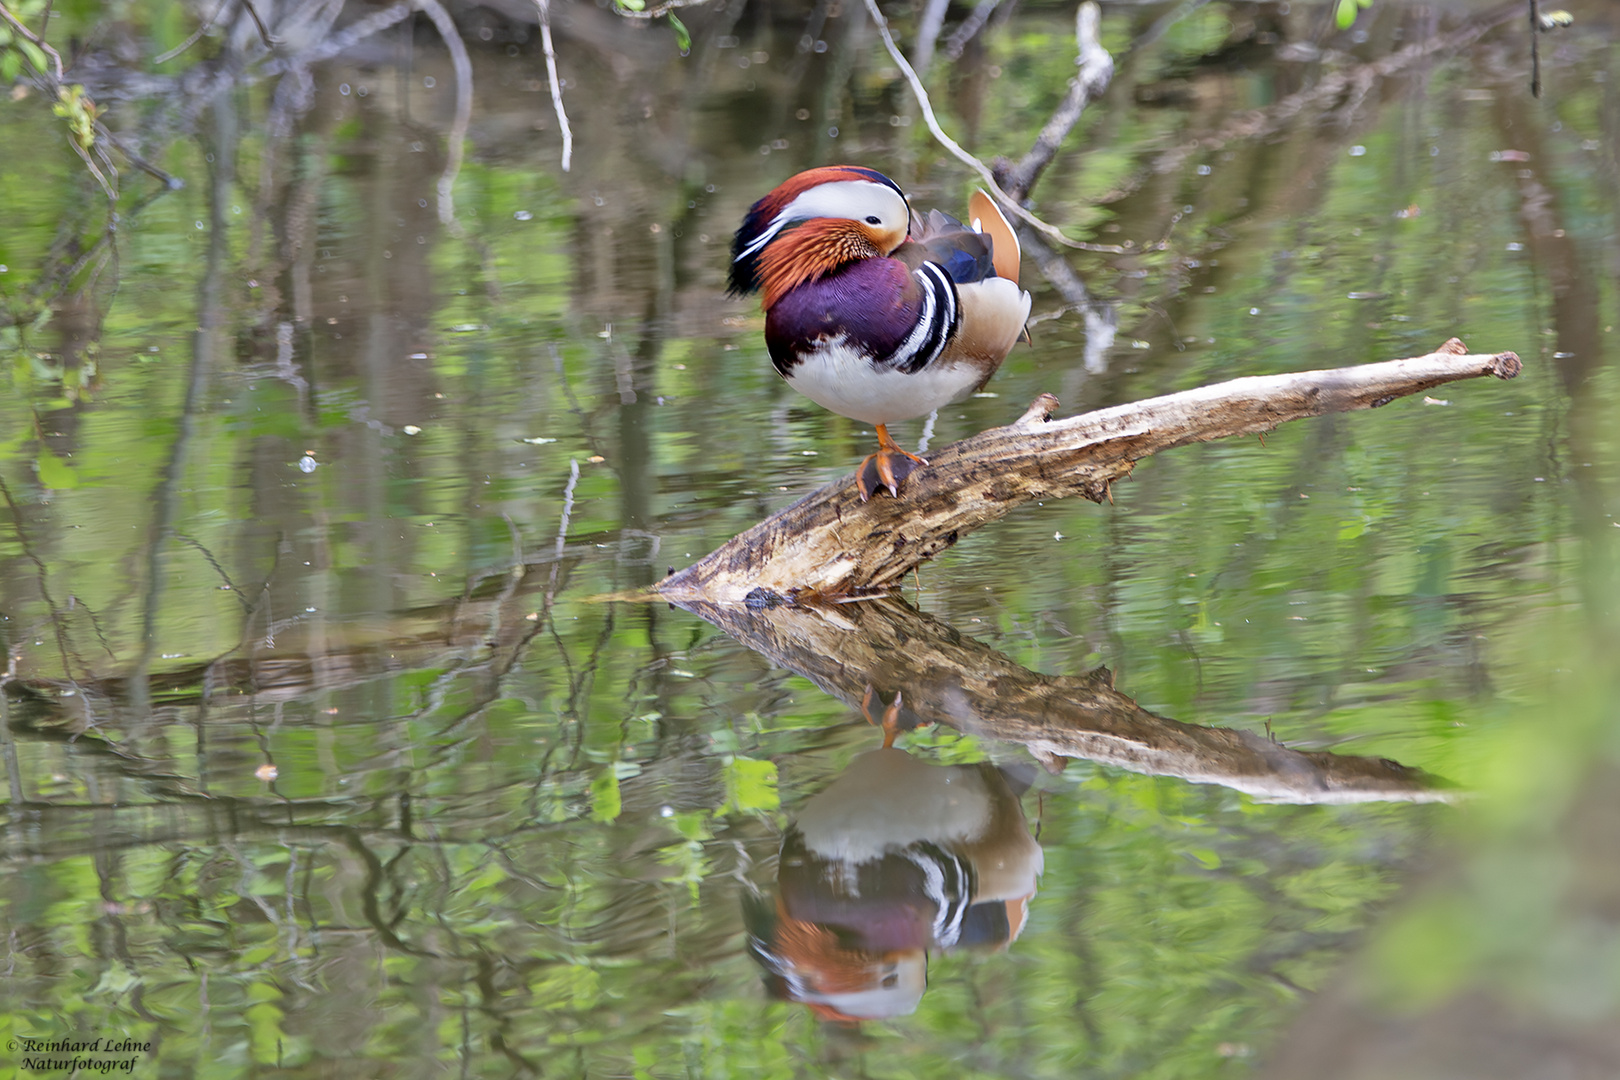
[1349,145,1367,156]
[1197,164,1211,175]
[514,210,533,221]
[340,83,351,95]
[423,76,436,88]
[298,455,318,473]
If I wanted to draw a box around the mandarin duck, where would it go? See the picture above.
[729,166,1032,501]
[745,692,1044,1021]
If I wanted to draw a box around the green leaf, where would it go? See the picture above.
[1335,0,1358,29]
[590,767,621,822]
[0,52,16,84]
[36,448,80,490]
[667,12,690,54]
[19,37,47,74]
[722,756,779,814]
[616,0,645,10]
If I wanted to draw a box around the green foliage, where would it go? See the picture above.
[720,754,779,815]
[1335,0,1374,29]
[51,83,103,149]
[0,3,1616,1077]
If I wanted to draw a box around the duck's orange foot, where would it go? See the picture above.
[856,423,929,501]
[860,685,907,748]
[857,448,928,501]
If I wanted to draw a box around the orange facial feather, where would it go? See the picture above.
[758,219,883,308]
[773,909,900,994]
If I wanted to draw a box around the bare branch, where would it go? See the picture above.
[610,0,714,20]
[941,0,1004,62]
[535,0,573,172]
[656,341,1523,603]
[415,0,474,224]
[996,1,1114,201]
[0,0,64,80]
[860,0,1119,253]
[153,0,230,64]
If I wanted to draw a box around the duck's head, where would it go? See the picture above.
[729,165,910,306]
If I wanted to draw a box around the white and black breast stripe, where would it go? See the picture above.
[887,262,960,375]
[905,842,973,948]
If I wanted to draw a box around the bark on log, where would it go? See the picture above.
[675,596,1454,804]
[657,340,1521,604]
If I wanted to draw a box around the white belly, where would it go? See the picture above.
[783,335,982,426]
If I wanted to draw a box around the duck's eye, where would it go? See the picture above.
[864,215,882,225]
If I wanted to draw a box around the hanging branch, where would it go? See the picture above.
[535,0,573,171]
[861,0,1120,253]
[992,0,1114,201]
[656,341,1522,605]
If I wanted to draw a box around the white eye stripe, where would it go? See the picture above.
[734,179,906,262]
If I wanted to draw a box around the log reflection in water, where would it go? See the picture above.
[677,597,1454,805]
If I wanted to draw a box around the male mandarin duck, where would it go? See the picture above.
[729,166,1032,501]
[744,692,1044,1021]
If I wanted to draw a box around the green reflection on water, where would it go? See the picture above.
[1,0,1618,1075]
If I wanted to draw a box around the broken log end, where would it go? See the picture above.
[1016,392,1061,429]
[1489,351,1523,379]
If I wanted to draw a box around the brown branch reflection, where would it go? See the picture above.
[675,596,1454,805]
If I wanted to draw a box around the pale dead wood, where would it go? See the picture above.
[657,340,1522,604]
[676,596,1454,804]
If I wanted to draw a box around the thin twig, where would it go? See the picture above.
[275,0,412,68]
[535,0,573,172]
[941,0,1003,61]
[0,0,63,79]
[555,459,580,560]
[911,0,951,77]
[69,137,118,202]
[860,0,1120,253]
[153,0,230,63]
[239,0,280,48]
[414,0,473,225]
[611,0,712,19]
[97,127,181,188]
[1528,0,1541,97]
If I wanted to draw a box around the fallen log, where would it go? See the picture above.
[657,340,1521,604]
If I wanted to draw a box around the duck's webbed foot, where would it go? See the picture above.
[856,423,929,501]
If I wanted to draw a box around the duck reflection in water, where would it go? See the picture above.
[746,689,1045,1021]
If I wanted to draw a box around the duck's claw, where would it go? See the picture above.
[856,423,929,501]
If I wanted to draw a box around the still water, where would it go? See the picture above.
[1,0,1618,1075]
